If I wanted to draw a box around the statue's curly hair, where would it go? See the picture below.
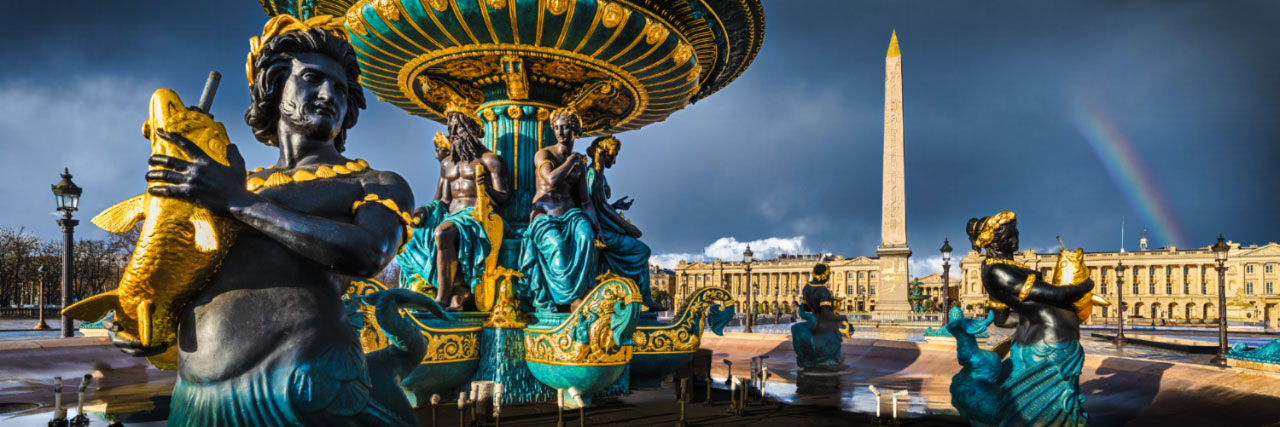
[244,28,366,152]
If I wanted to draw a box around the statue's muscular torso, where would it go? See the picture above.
[178,168,407,383]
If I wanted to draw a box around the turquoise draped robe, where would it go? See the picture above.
[518,208,598,310]
[395,200,493,294]
[586,169,654,306]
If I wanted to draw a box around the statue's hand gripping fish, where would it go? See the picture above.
[1050,246,1111,323]
[62,88,239,369]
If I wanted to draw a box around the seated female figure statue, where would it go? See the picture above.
[397,107,509,310]
[964,211,1093,426]
[585,136,666,311]
[518,108,600,311]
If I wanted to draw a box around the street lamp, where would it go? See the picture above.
[940,239,953,324]
[32,265,50,330]
[743,245,754,333]
[51,168,81,338]
[1210,235,1231,366]
[1113,260,1127,346]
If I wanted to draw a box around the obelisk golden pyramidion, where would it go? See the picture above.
[62,88,240,369]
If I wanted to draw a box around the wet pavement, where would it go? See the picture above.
[5,317,1280,426]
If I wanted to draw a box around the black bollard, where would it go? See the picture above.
[68,374,90,427]
[722,359,732,386]
[48,376,67,427]
[675,378,688,427]
[556,390,565,427]
[458,391,468,427]
[430,394,441,427]
[493,383,503,427]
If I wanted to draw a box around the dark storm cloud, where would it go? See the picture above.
[1,1,1278,275]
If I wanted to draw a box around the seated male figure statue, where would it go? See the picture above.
[107,16,418,425]
[398,106,509,310]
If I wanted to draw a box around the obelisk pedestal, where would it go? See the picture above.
[877,31,912,314]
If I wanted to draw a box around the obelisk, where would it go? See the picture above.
[877,31,912,314]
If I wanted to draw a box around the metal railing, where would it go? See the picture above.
[0,307,62,319]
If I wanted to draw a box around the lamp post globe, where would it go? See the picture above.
[940,239,953,324]
[51,168,81,338]
[1210,235,1231,366]
[1114,260,1127,346]
[743,245,754,333]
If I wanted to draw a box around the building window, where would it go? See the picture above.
[1149,282,1155,295]
[1101,282,1107,295]
[1133,283,1140,295]
[1247,265,1255,274]
[1183,283,1190,295]
[1247,281,1255,295]
[870,285,876,295]
[870,272,877,279]
[1201,282,1207,294]
[1268,264,1275,274]
[847,285,854,295]
[859,272,865,279]
[847,272,854,279]
[1166,266,1172,277]
[1267,281,1274,294]
[1165,283,1172,295]
[859,285,866,294]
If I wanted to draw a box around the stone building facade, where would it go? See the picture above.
[956,241,1280,326]
[672,254,885,314]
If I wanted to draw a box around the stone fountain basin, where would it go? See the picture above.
[399,311,485,405]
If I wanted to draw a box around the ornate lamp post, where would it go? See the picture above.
[32,265,51,330]
[1210,235,1231,366]
[743,245,754,333]
[940,239,953,324]
[51,168,81,338]
[1113,260,1127,346]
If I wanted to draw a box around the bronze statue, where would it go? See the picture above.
[586,136,665,311]
[950,211,1094,426]
[397,107,510,310]
[791,263,849,370]
[106,16,420,426]
[518,108,601,311]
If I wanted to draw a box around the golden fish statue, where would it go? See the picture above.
[62,88,238,369]
[1049,240,1111,323]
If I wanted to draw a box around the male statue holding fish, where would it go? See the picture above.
[75,16,430,426]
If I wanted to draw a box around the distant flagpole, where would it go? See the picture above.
[1120,216,1125,253]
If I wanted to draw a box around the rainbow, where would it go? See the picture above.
[1071,98,1189,249]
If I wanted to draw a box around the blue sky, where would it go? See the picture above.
[2,1,1278,276]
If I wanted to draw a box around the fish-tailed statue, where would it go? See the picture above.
[95,16,425,426]
[585,136,666,311]
[519,108,601,312]
[959,211,1104,427]
[945,307,1003,425]
[397,105,510,310]
[791,263,851,371]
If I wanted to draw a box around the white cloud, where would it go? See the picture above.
[649,236,809,269]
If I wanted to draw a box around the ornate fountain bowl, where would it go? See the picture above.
[523,273,642,406]
[344,279,484,406]
[630,286,734,387]
[400,311,484,404]
[258,0,764,135]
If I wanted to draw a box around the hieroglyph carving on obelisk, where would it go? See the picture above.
[877,30,912,313]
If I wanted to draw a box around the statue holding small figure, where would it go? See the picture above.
[791,263,850,371]
[519,108,601,312]
[586,136,667,311]
[397,106,510,310]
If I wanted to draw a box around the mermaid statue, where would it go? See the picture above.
[791,263,850,370]
[103,16,439,425]
[585,135,666,311]
[950,211,1101,427]
[397,105,510,310]
[519,108,601,312]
